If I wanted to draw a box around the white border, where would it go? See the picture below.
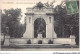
[0,51,80,54]
[79,0,80,51]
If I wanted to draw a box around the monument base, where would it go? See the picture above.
[8,37,76,46]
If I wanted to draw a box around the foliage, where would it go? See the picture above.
[1,8,26,38]
[54,3,79,37]
[38,40,42,44]
[48,40,53,44]
[27,39,31,44]
[44,1,79,45]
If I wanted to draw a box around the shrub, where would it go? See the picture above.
[38,40,42,44]
[27,39,31,44]
[48,40,53,44]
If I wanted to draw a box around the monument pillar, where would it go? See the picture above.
[23,15,34,38]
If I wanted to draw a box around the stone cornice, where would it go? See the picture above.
[25,13,34,15]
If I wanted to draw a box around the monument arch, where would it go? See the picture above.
[34,18,46,38]
[9,2,76,45]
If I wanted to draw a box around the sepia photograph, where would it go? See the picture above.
[0,0,79,51]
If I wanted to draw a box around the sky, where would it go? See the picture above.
[1,0,64,10]
[0,0,64,24]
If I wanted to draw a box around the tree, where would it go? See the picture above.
[1,8,26,38]
[54,1,79,45]
[44,1,79,45]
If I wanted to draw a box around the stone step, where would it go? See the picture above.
[9,44,78,48]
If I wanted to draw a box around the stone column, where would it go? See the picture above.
[46,24,53,38]
[23,15,33,39]
[52,16,57,38]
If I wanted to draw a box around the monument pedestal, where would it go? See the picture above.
[70,35,76,45]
